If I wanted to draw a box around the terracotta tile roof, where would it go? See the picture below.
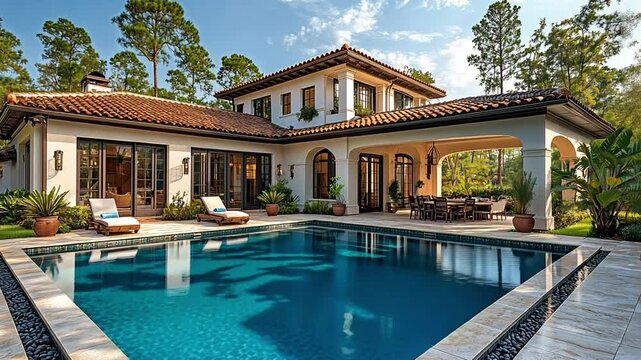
[215,43,447,100]
[285,88,612,137]
[4,91,286,138]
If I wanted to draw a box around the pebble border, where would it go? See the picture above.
[480,250,609,360]
[0,255,62,360]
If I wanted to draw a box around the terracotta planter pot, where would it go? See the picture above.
[386,202,399,214]
[332,204,346,216]
[513,214,535,233]
[33,216,60,237]
[265,204,280,216]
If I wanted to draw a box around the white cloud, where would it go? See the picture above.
[420,0,469,9]
[382,30,442,43]
[363,48,436,73]
[433,37,482,99]
[396,0,411,8]
[282,0,384,48]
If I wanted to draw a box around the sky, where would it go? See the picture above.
[2,0,641,100]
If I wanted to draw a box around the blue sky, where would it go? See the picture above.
[2,0,640,99]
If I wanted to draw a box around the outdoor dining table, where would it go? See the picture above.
[420,199,493,220]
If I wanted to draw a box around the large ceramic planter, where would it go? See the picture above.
[33,216,60,237]
[332,204,346,216]
[513,214,535,233]
[386,202,399,214]
[265,204,280,216]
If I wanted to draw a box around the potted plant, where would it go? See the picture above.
[257,189,286,216]
[20,186,69,237]
[328,177,346,216]
[297,106,319,122]
[387,180,400,213]
[415,179,425,189]
[510,171,537,233]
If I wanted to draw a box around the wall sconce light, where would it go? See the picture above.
[182,157,190,175]
[54,150,63,171]
[290,164,295,179]
[277,164,283,177]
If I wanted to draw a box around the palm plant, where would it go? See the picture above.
[20,186,69,218]
[257,189,285,205]
[509,171,536,214]
[328,177,345,204]
[555,128,641,237]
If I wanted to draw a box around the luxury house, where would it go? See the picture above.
[0,44,613,229]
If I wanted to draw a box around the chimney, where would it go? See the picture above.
[81,71,112,93]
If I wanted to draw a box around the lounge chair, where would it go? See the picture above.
[88,198,140,236]
[197,196,250,225]
[490,199,508,221]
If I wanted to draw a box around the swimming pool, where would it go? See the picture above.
[31,226,566,359]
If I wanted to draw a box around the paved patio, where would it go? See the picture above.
[0,212,640,359]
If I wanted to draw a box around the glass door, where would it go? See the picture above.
[244,155,258,209]
[105,143,133,216]
[135,145,166,216]
[208,152,226,199]
[228,153,243,209]
[358,154,383,212]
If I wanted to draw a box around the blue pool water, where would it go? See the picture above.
[32,227,565,359]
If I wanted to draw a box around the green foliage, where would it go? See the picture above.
[162,192,202,220]
[297,106,319,122]
[442,185,511,199]
[442,149,521,194]
[0,18,32,99]
[210,98,232,110]
[113,0,198,96]
[404,66,435,84]
[36,18,105,92]
[555,128,641,237]
[0,189,28,224]
[553,198,589,229]
[509,171,536,214]
[109,50,149,93]
[620,224,641,242]
[550,218,592,237]
[604,56,641,136]
[19,216,34,230]
[257,189,286,205]
[20,186,69,218]
[168,44,216,104]
[468,0,522,93]
[388,180,400,203]
[328,177,344,204]
[216,53,262,89]
[0,225,35,240]
[58,206,89,230]
[265,179,299,214]
[303,200,332,215]
[354,102,373,117]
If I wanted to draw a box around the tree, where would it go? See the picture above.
[36,18,105,92]
[167,44,215,104]
[404,66,434,84]
[216,54,262,89]
[604,57,641,135]
[210,98,232,110]
[467,0,522,94]
[516,19,553,91]
[0,18,32,99]
[109,51,149,93]
[113,0,198,97]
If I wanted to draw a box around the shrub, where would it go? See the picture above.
[328,177,344,204]
[20,186,69,218]
[620,224,641,242]
[257,189,286,205]
[509,172,536,214]
[297,106,319,122]
[388,180,400,203]
[20,216,35,230]
[553,201,589,229]
[0,189,28,224]
[303,200,332,215]
[265,180,299,214]
[59,206,89,230]
[162,192,202,220]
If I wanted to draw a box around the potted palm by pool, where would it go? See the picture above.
[329,177,346,216]
[387,180,400,213]
[510,171,536,233]
[257,189,286,216]
[21,186,69,237]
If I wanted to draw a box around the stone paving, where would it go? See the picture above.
[0,211,640,359]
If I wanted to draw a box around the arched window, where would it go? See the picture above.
[313,149,336,199]
[395,154,413,207]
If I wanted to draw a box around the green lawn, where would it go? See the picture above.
[549,218,592,237]
[0,225,35,239]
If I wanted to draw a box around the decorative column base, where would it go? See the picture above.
[345,204,359,215]
[534,216,555,231]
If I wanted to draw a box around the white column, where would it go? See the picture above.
[335,157,359,215]
[338,70,355,120]
[522,148,554,230]
[435,163,442,196]
[376,85,386,113]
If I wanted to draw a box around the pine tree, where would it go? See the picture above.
[216,54,262,89]
[109,51,149,93]
[0,18,32,98]
[167,44,216,104]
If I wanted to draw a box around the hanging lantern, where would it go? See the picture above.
[425,142,439,180]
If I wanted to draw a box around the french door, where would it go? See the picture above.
[358,154,383,212]
[135,146,166,216]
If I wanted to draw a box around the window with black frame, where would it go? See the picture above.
[395,154,414,207]
[354,81,375,114]
[302,86,315,108]
[394,91,413,110]
[313,149,336,199]
[253,96,271,120]
[281,93,291,115]
[332,79,339,113]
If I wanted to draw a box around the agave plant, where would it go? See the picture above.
[257,189,286,205]
[555,128,641,237]
[20,186,70,218]
[509,171,536,215]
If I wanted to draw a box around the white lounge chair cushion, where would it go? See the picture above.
[211,210,249,219]
[94,217,140,227]
[201,196,227,213]
[88,198,119,220]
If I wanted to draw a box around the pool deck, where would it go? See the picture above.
[0,212,640,360]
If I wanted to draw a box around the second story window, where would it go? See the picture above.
[332,79,339,114]
[302,86,315,108]
[394,91,413,110]
[354,81,375,115]
[282,93,291,115]
[253,96,271,120]
[236,104,244,113]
